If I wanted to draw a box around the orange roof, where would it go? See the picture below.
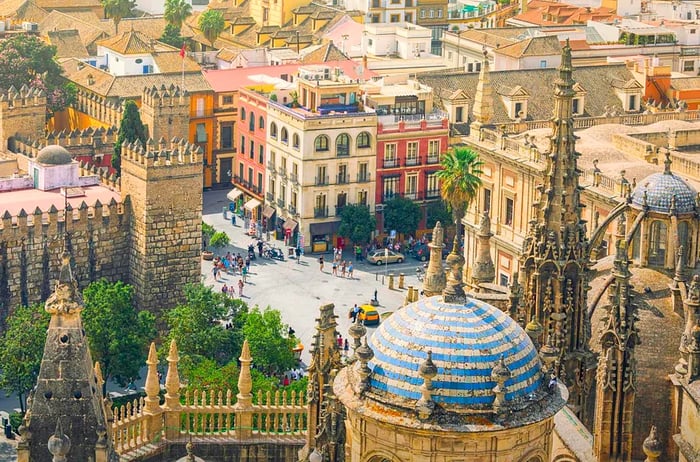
[513,0,617,26]
[203,60,376,93]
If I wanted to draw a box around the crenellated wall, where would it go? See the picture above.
[75,90,123,128]
[0,199,130,324]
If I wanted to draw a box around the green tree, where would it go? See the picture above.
[0,35,75,114]
[425,200,453,230]
[383,196,421,236]
[164,284,247,367]
[209,231,230,249]
[113,99,147,174]
[182,357,239,391]
[198,9,225,45]
[82,280,156,393]
[242,307,297,374]
[164,0,192,28]
[101,0,135,34]
[0,304,49,413]
[160,23,187,48]
[338,204,376,244]
[436,146,483,237]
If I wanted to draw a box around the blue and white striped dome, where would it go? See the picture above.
[368,296,543,408]
[630,172,697,214]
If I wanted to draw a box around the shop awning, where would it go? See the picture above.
[262,206,276,218]
[283,217,298,231]
[244,198,262,211]
[309,221,341,236]
[226,188,243,202]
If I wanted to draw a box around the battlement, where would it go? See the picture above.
[75,90,123,127]
[11,126,118,158]
[121,137,201,169]
[142,84,189,108]
[0,85,46,110]
[78,161,120,191]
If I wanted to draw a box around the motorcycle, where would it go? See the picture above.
[264,246,285,261]
[247,244,256,261]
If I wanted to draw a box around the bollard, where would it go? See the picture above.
[398,273,405,289]
[388,273,395,290]
[405,285,414,306]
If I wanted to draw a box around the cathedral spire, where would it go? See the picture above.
[517,40,595,423]
[422,222,446,296]
[470,51,493,134]
[471,210,495,287]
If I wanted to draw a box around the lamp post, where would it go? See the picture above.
[385,247,389,282]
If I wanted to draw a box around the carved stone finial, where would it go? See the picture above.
[663,150,672,174]
[356,337,374,394]
[47,419,71,462]
[143,342,160,414]
[443,234,466,303]
[416,351,438,420]
[236,339,253,408]
[45,237,82,317]
[422,221,446,296]
[642,425,662,462]
[164,339,181,409]
[491,355,511,413]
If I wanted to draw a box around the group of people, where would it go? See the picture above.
[331,259,354,278]
[281,367,306,386]
[221,280,245,297]
[212,252,250,281]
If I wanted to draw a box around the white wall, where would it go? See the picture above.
[29,162,80,191]
[96,47,157,76]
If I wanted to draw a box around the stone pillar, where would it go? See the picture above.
[234,340,254,438]
[471,210,495,288]
[388,273,394,290]
[398,273,405,289]
[163,340,182,441]
[143,343,163,443]
[470,51,493,137]
[422,222,446,296]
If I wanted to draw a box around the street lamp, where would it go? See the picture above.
[384,247,389,282]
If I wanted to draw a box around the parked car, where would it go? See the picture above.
[412,243,451,261]
[358,305,381,326]
[367,249,405,265]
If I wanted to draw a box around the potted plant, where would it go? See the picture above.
[209,231,230,251]
[202,222,216,260]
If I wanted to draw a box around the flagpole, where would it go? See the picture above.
[180,43,186,91]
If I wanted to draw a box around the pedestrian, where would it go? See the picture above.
[212,265,220,282]
[341,261,347,278]
[355,245,362,261]
[242,266,248,283]
[344,339,349,355]
[238,278,244,296]
[245,256,251,272]
[332,260,338,276]
[221,284,228,295]
[319,255,324,271]
[350,304,359,322]
[257,240,264,257]
[348,261,354,279]
[283,375,290,387]
[337,334,343,348]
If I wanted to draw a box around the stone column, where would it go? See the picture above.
[163,340,182,441]
[143,343,163,443]
[234,340,254,438]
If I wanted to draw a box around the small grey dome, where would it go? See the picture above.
[630,171,697,214]
[36,145,72,165]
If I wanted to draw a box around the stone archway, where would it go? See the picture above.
[648,220,668,267]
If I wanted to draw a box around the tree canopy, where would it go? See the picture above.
[160,23,187,48]
[0,34,76,114]
[113,99,147,174]
[242,306,297,374]
[0,304,49,413]
[101,0,135,34]
[82,280,156,391]
[383,196,422,236]
[436,146,483,235]
[425,200,452,230]
[198,9,225,45]
[338,204,376,244]
[164,0,192,28]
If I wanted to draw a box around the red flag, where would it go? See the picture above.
[180,43,186,58]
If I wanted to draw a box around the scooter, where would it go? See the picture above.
[264,246,285,261]
[248,244,256,261]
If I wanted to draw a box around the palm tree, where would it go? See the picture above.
[164,0,192,29]
[198,10,225,47]
[436,146,483,238]
[101,0,135,34]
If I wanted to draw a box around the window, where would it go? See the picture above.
[499,273,510,287]
[269,150,276,168]
[249,140,254,159]
[257,172,263,189]
[259,116,265,129]
[515,102,523,117]
[270,122,278,139]
[405,174,418,199]
[572,98,580,115]
[336,133,350,156]
[293,133,300,149]
[315,135,329,151]
[692,29,697,34]
[406,142,418,165]
[135,58,143,64]
[428,140,440,161]
[316,165,327,185]
[280,184,286,202]
[241,135,246,153]
[196,123,207,142]
[429,9,434,17]
[338,164,348,183]
[291,191,297,209]
[372,14,379,23]
[684,60,695,72]
[281,127,289,144]
[359,162,369,182]
[540,60,547,68]
[455,106,464,122]
[249,111,255,131]
[269,178,276,196]
[467,63,474,73]
[241,108,246,120]
[390,14,400,22]
[629,95,637,111]
[368,38,374,47]
[437,9,442,17]
[420,9,425,18]
[426,172,439,197]
[405,13,412,22]
[384,143,397,167]
[248,167,254,185]
[358,190,368,206]
[221,122,233,149]
[223,95,233,104]
[504,197,514,226]
[382,176,399,202]
[357,132,371,148]
[483,188,491,212]
[239,162,244,179]
[258,145,264,164]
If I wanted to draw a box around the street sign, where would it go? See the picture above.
[389,230,396,239]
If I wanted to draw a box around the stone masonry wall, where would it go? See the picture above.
[0,201,130,325]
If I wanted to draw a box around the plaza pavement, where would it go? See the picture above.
[202,189,426,364]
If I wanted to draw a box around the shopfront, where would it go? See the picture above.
[309,221,341,253]
[282,217,298,247]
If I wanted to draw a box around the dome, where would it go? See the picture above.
[36,145,72,165]
[368,295,543,408]
[630,171,697,214]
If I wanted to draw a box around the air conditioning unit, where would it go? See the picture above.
[22,22,38,32]
[375,204,385,212]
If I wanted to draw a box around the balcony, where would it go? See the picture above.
[314,206,329,218]
[234,175,263,196]
[288,204,298,215]
[427,154,440,164]
[404,192,418,200]
[335,204,347,215]
[383,158,399,168]
[405,156,420,166]
[426,189,441,199]
[267,161,276,173]
[277,198,286,208]
[266,192,274,202]
[279,167,287,179]
[357,172,372,183]
[337,173,349,184]
[290,173,299,184]
[315,176,329,186]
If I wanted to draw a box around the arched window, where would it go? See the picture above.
[281,127,289,144]
[336,133,350,157]
[649,220,668,266]
[249,111,255,131]
[357,131,371,148]
[241,108,246,120]
[293,133,300,149]
[315,135,329,151]
[270,122,278,139]
[259,116,265,129]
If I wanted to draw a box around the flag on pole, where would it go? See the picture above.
[179,43,186,58]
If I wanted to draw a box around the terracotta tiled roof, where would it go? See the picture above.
[457,28,527,49]
[40,10,108,49]
[494,35,561,58]
[300,42,348,63]
[47,29,89,58]
[670,77,700,91]
[0,0,48,21]
[97,29,157,54]
[152,51,201,73]
[511,0,617,26]
[34,0,101,9]
[106,17,169,39]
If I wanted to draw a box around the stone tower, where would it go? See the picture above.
[593,216,639,462]
[422,221,446,297]
[0,85,47,150]
[16,243,114,462]
[139,85,190,144]
[515,39,595,421]
[119,138,202,315]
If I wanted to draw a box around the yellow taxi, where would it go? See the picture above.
[359,304,380,326]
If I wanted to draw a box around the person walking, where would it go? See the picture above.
[242,266,248,283]
[348,261,354,279]
[337,334,343,349]
[319,255,324,272]
[238,279,244,297]
[343,339,349,355]
[332,260,338,276]
[341,261,347,278]
[212,265,220,282]
[350,304,359,322]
